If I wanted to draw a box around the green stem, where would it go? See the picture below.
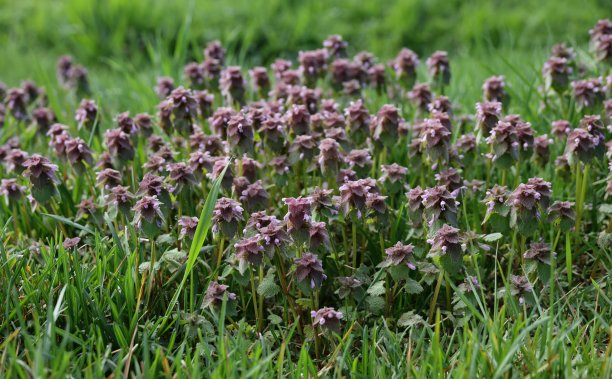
[428,270,445,323]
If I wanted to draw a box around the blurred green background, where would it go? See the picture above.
[0,0,608,111]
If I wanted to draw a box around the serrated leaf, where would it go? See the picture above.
[403,278,423,294]
[257,271,280,298]
[267,314,283,325]
[483,232,503,242]
[366,281,386,296]
[366,296,385,314]
[397,311,424,327]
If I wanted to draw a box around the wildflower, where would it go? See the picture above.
[212,197,244,238]
[63,138,93,174]
[508,275,533,305]
[391,48,419,87]
[271,59,292,80]
[285,104,311,135]
[63,237,81,250]
[336,276,363,299]
[551,43,576,61]
[298,49,328,86]
[0,178,25,203]
[429,95,453,115]
[406,186,425,225]
[547,201,575,232]
[5,149,29,174]
[507,181,547,234]
[542,57,572,92]
[524,242,554,265]
[104,185,134,216]
[67,65,90,95]
[533,135,553,164]
[203,281,236,309]
[422,186,458,227]
[167,162,198,194]
[283,196,312,236]
[289,134,318,164]
[380,163,408,184]
[344,99,370,138]
[435,168,463,192]
[551,120,571,138]
[193,90,214,119]
[421,118,451,163]
[368,63,386,92]
[237,156,262,182]
[234,235,265,269]
[220,66,246,105]
[155,77,175,99]
[258,219,292,252]
[208,157,234,190]
[240,180,269,211]
[105,128,134,164]
[382,242,417,269]
[269,155,290,176]
[339,178,379,217]
[366,192,387,215]
[345,149,372,176]
[482,76,508,104]
[317,138,342,175]
[323,35,348,59]
[566,128,601,163]
[476,101,502,135]
[370,104,402,145]
[5,88,28,121]
[76,197,100,220]
[134,113,153,137]
[309,221,330,250]
[204,40,226,64]
[427,224,463,274]
[311,307,343,332]
[407,83,432,114]
[22,154,59,203]
[183,62,205,89]
[571,78,604,110]
[249,66,270,95]
[167,87,198,136]
[32,107,56,134]
[57,55,73,85]
[426,51,450,86]
[337,168,358,185]
[295,252,327,289]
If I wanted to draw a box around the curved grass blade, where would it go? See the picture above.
[159,159,230,328]
[42,213,95,235]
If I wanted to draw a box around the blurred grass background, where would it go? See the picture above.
[0,0,608,112]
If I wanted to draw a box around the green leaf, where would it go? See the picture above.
[366,296,385,315]
[42,213,95,235]
[397,311,424,328]
[161,159,230,327]
[403,278,424,294]
[257,269,280,298]
[483,232,503,242]
[366,281,386,297]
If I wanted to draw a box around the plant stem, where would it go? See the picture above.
[428,270,445,323]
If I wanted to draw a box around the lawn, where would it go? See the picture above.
[0,0,611,377]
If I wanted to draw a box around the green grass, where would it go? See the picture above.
[1,0,611,377]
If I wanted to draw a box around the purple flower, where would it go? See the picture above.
[212,197,244,238]
[524,242,554,265]
[240,180,269,211]
[391,48,419,87]
[323,35,348,59]
[105,128,134,163]
[203,281,236,309]
[339,178,379,217]
[220,66,246,104]
[383,242,417,269]
[309,221,330,250]
[370,104,402,145]
[65,137,93,173]
[482,76,507,103]
[295,252,327,289]
[167,162,198,194]
[0,178,25,203]
[155,77,175,99]
[104,185,134,215]
[547,201,575,232]
[234,235,265,268]
[571,79,604,110]
[204,40,226,64]
[63,237,81,250]
[421,118,451,163]
[422,186,458,227]
[96,168,122,189]
[426,51,451,86]
[476,101,502,135]
[408,83,432,114]
[133,195,164,231]
[283,196,312,233]
[311,307,343,332]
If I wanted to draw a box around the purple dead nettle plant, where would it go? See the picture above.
[212,197,244,239]
[237,156,261,182]
[533,135,554,165]
[32,107,56,134]
[294,252,327,290]
[571,78,604,110]
[1,178,25,205]
[5,149,29,174]
[132,195,165,237]
[298,49,327,87]
[548,200,576,232]
[475,101,502,137]
[317,138,342,176]
[390,48,419,88]
[105,185,134,217]
[435,168,463,193]
[220,66,247,105]
[421,185,459,230]
[338,178,379,219]
[420,118,451,165]
[324,34,348,59]
[283,196,313,242]
[234,234,265,273]
[203,281,236,310]
[105,128,134,166]
[542,57,572,93]
[381,242,417,270]
[506,178,551,235]
[427,224,464,274]
[406,186,425,227]
[504,275,534,306]
[551,120,571,139]
[207,157,234,191]
[240,180,269,212]
[524,241,554,266]
[65,137,94,174]
[311,307,343,333]
[289,134,318,165]
[167,162,198,195]
[379,163,407,194]
[345,148,372,177]
[309,221,331,250]
[233,176,250,197]
[426,51,451,87]
[408,83,432,115]
[482,76,509,105]
[285,104,311,135]
[259,112,286,152]
[22,154,59,204]
[6,88,28,121]
[370,104,402,147]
